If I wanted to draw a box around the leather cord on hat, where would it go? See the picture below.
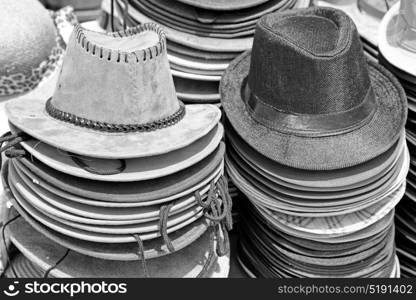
[0,132,26,168]
[159,203,175,253]
[132,234,149,278]
[1,214,21,278]
[43,249,70,278]
[195,175,233,274]
[68,153,126,176]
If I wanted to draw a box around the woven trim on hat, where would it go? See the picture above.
[45,98,186,133]
[0,7,76,97]
[73,22,167,63]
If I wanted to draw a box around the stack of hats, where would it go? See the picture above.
[378,0,416,278]
[313,0,398,61]
[41,0,103,22]
[221,8,408,277]
[0,23,232,278]
[99,0,311,105]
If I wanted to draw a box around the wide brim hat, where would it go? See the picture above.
[5,24,221,159]
[221,51,407,170]
[378,2,416,76]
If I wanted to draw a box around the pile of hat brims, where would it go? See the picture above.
[378,1,416,278]
[225,123,406,278]
[314,0,397,61]
[221,7,408,278]
[1,120,231,278]
[99,0,310,105]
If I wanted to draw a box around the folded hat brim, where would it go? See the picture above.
[378,2,416,77]
[5,98,221,159]
[221,51,407,170]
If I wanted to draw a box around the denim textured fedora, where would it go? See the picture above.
[221,7,407,170]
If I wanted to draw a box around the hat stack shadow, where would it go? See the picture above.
[378,0,416,278]
[0,23,232,278]
[221,7,408,277]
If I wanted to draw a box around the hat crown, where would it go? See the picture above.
[51,24,180,126]
[247,8,372,116]
[0,0,57,77]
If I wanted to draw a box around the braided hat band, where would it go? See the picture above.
[45,98,186,133]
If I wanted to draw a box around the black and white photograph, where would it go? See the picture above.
[0,0,415,297]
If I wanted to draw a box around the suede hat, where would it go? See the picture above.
[379,1,416,76]
[0,0,76,98]
[5,24,221,159]
[221,7,407,170]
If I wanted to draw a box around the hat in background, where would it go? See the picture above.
[221,7,407,170]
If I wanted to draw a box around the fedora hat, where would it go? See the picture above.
[379,1,416,76]
[5,23,221,159]
[0,0,76,98]
[221,7,407,170]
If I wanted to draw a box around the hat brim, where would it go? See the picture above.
[175,0,269,11]
[7,217,229,277]
[221,51,407,170]
[6,98,221,159]
[12,143,224,203]
[378,2,416,77]
[13,123,223,182]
